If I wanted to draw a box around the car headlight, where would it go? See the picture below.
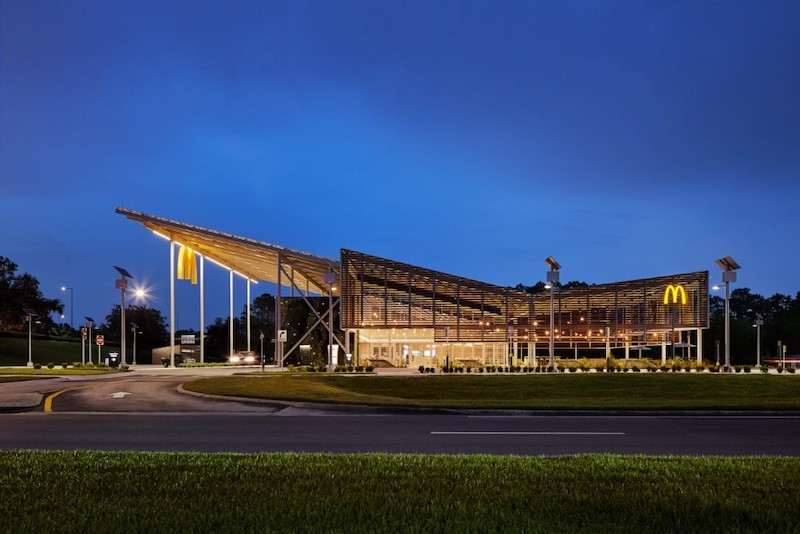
[229,355,240,363]
[244,355,255,363]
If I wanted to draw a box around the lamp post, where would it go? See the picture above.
[259,330,265,372]
[23,308,37,367]
[85,316,95,364]
[61,286,74,330]
[130,322,139,365]
[715,257,740,373]
[753,314,763,367]
[114,266,134,366]
[545,256,561,372]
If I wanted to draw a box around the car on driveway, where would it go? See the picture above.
[160,354,197,367]
[228,351,259,365]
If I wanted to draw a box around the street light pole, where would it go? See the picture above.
[754,314,763,367]
[114,266,134,366]
[85,317,95,364]
[715,257,740,373]
[61,286,73,330]
[24,308,37,367]
[545,257,561,372]
[131,322,139,365]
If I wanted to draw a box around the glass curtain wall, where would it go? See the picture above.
[341,249,708,367]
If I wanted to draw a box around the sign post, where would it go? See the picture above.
[96,334,104,365]
[81,327,87,365]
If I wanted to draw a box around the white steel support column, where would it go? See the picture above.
[274,254,282,367]
[696,328,703,364]
[724,279,731,371]
[200,255,205,363]
[229,270,234,358]
[170,240,175,367]
[120,283,127,365]
[661,341,667,365]
[549,286,555,369]
[246,279,251,352]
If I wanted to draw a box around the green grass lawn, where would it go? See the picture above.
[0,451,797,533]
[0,335,85,366]
[183,374,800,410]
[0,332,141,366]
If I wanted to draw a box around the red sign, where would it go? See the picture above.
[81,327,87,339]
[96,335,105,346]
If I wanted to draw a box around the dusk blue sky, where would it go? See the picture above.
[2,1,799,329]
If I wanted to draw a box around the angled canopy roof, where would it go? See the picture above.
[116,207,339,294]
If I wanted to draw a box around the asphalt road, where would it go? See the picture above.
[1,368,799,455]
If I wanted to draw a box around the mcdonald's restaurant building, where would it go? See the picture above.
[118,208,709,368]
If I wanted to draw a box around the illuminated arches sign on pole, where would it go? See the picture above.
[663,284,687,305]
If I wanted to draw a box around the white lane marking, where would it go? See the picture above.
[110,392,132,398]
[431,431,625,436]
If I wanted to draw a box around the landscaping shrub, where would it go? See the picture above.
[33,363,41,369]
[61,362,69,369]
[365,366,375,372]
[46,362,55,369]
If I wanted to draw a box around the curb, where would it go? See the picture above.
[175,385,800,417]
[0,393,44,412]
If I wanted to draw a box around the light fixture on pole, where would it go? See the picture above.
[85,316,95,364]
[753,313,763,368]
[114,266,134,366]
[715,256,740,373]
[130,322,139,365]
[545,256,561,372]
[61,286,74,330]
[23,308,37,367]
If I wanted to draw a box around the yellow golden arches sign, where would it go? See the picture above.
[177,245,197,284]
[663,284,687,305]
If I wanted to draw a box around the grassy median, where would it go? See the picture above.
[0,367,111,376]
[183,374,800,410]
[0,451,797,533]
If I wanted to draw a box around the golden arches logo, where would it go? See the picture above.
[663,284,687,305]
[177,245,197,284]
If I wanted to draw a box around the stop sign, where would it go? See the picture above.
[96,335,105,346]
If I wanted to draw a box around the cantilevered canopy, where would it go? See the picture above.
[116,208,338,294]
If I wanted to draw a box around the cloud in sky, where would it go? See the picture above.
[1,0,799,325]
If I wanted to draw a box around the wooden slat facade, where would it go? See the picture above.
[341,249,708,347]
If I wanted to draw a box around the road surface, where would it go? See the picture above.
[0,367,798,455]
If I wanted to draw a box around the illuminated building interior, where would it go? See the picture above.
[341,249,709,367]
[118,208,709,367]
